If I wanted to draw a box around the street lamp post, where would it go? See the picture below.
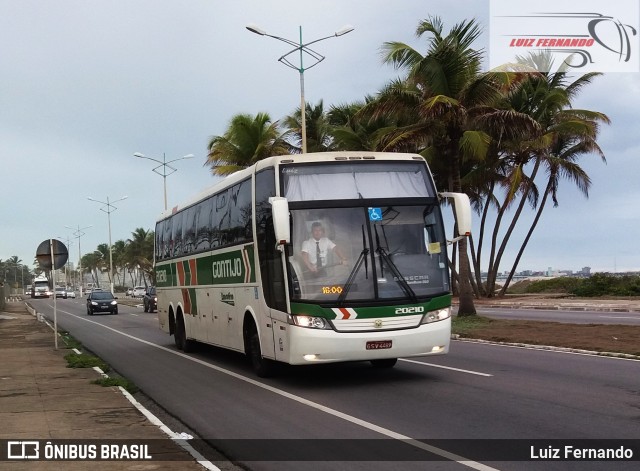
[246,23,354,154]
[87,196,127,294]
[66,224,92,297]
[133,152,194,211]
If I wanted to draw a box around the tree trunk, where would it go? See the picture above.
[499,179,552,295]
[457,238,476,315]
[492,159,541,296]
[450,151,476,316]
[474,182,495,296]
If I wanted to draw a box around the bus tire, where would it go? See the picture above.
[371,358,397,369]
[175,313,195,353]
[245,320,274,378]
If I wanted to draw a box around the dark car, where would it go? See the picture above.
[86,291,118,315]
[143,287,157,313]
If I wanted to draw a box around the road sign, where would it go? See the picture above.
[36,239,68,270]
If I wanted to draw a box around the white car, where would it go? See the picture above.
[132,286,146,298]
[66,289,76,299]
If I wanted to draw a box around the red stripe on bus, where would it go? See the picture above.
[176,262,185,286]
[182,288,191,314]
[189,258,197,285]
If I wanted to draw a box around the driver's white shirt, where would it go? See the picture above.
[301,237,336,268]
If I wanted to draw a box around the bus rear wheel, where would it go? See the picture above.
[371,358,397,369]
[174,314,195,353]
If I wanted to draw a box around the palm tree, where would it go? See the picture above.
[491,64,609,295]
[329,97,402,151]
[372,16,538,315]
[127,228,155,285]
[206,112,291,176]
[283,100,336,152]
[81,252,103,288]
[112,240,127,287]
[6,256,22,287]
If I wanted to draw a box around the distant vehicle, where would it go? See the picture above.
[126,288,133,297]
[132,286,146,298]
[31,278,51,298]
[54,287,67,299]
[66,289,76,299]
[143,287,157,313]
[86,291,118,315]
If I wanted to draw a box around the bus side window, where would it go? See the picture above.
[183,206,196,256]
[163,216,172,259]
[209,194,219,249]
[155,220,164,261]
[197,197,213,251]
[215,190,230,247]
[172,211,183,257]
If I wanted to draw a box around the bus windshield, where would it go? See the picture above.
[287,204,450,304]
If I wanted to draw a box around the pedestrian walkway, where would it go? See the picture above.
[0,301,208,470]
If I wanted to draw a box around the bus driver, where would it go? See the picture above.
[300,222,347,275]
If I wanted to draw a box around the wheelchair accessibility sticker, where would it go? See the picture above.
[368,207,382,221]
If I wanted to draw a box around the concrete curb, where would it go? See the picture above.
[474,303,640,313]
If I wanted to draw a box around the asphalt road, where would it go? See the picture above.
[30,298,640,471]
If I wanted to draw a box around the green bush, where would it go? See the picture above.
[519,274,640,297]
[524,277,583,294]
[572,273,640,297]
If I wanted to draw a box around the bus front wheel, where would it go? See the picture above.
[245,321,274,378]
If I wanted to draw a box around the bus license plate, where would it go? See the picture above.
[366,340,392,350]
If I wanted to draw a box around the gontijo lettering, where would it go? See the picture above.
[212,258,243,278]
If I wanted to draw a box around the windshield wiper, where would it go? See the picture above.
[374,226,417,303]
[338,225,369,305]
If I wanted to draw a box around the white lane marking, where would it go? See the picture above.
[600,316,639,320]
[400,359,493,377]
[48,307,499,471]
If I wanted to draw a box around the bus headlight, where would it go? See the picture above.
[288,315,332,330]
[420,307,451,324]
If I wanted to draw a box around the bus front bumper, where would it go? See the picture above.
[285,317,451,365]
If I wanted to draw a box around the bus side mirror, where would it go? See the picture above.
[439,192,471,242]
[269,197,290,246]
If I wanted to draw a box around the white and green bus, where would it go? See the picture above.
[155,152,470,376]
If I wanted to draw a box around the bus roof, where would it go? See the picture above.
[156,151,425,222]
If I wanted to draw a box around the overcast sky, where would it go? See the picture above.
[1,0,638,275]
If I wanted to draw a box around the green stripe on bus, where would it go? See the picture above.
[290,294,452,319]
[155,244,256,287]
